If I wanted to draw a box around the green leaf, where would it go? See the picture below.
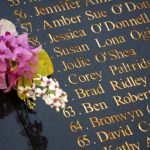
[34,49,54,77]
[17,49,54,102]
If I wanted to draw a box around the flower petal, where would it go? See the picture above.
[0,73,7,89]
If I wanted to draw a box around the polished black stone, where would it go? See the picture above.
[0,0,150,150]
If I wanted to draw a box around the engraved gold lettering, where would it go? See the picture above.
[110,76,147,91]
[109,58,150,75]
[75,83,105,99]
[113,91,149,106]
[81,102,108,114]
[62,57,91,71]
[54,44,90,57]
[85,0,111,6]
[124,1,150,12]
[95,36,126,48]
[96,125,133,142]
[89,109,143,128]
[68,70,102,84]
[138,121,150,132]
[44,15,82,29]
[130,29,150,40]
[104,13,150,32]
[34,1,80,16]
[85,10,107,20]
[48,29,87,43]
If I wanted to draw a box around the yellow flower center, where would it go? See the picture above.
[9,60,19,71]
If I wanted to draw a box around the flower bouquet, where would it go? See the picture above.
[0,19,68,111]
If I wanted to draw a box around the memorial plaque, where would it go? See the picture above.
[0,0,150,150]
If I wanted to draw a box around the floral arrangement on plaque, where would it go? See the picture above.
[0,19,68,111]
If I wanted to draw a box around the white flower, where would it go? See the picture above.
[19,75,68,111]
[47,79,58,90]
[18,86,29,94]
[55,88,63,96]
[34,75,49,87]
[18,86,36,100]
[28,83,36,93]
[60,94,68,103]
[35,88,47,97]
[52,98,62,112]
[27,84,37,100]
[0,19,17,36]
[44,96,53,105]
[41,90,68,112]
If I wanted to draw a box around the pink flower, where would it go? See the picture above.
[0,58,7,72]
[28,45,42,64]
[11,34,30,49]
[16,34,29,48]
[4,72,19,92]
[0,41,12,59]
[0,28,42,92]
[22,65,38,80]
[30,45,42,54]
[1,34,16,52]
[0,73,7,90]
[12,47,33,67]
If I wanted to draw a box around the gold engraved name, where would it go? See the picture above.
[130,29,150,41]
[44,15,82,29]
[103,13,150,32]
[124,1,150,12]
[34,0,80,16]
[54,43,90,57]
[113,90,150,106]
[95,36,126,48]
[109,76,147,91]
[103,141,140,150]
[81,102,108,114]
[89,109,143,128]
[48,29,87,43]
[96,125,133,143]
[62,57,91,71]
[75,83,105,99]
[68,70,102,84]
[138,121,150,133]
[109,58,150,75]
[85,10,107,21]
[85,0,111,6]
[95,48,137,63]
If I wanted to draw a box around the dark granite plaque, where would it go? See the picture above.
[0,0,150,150]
